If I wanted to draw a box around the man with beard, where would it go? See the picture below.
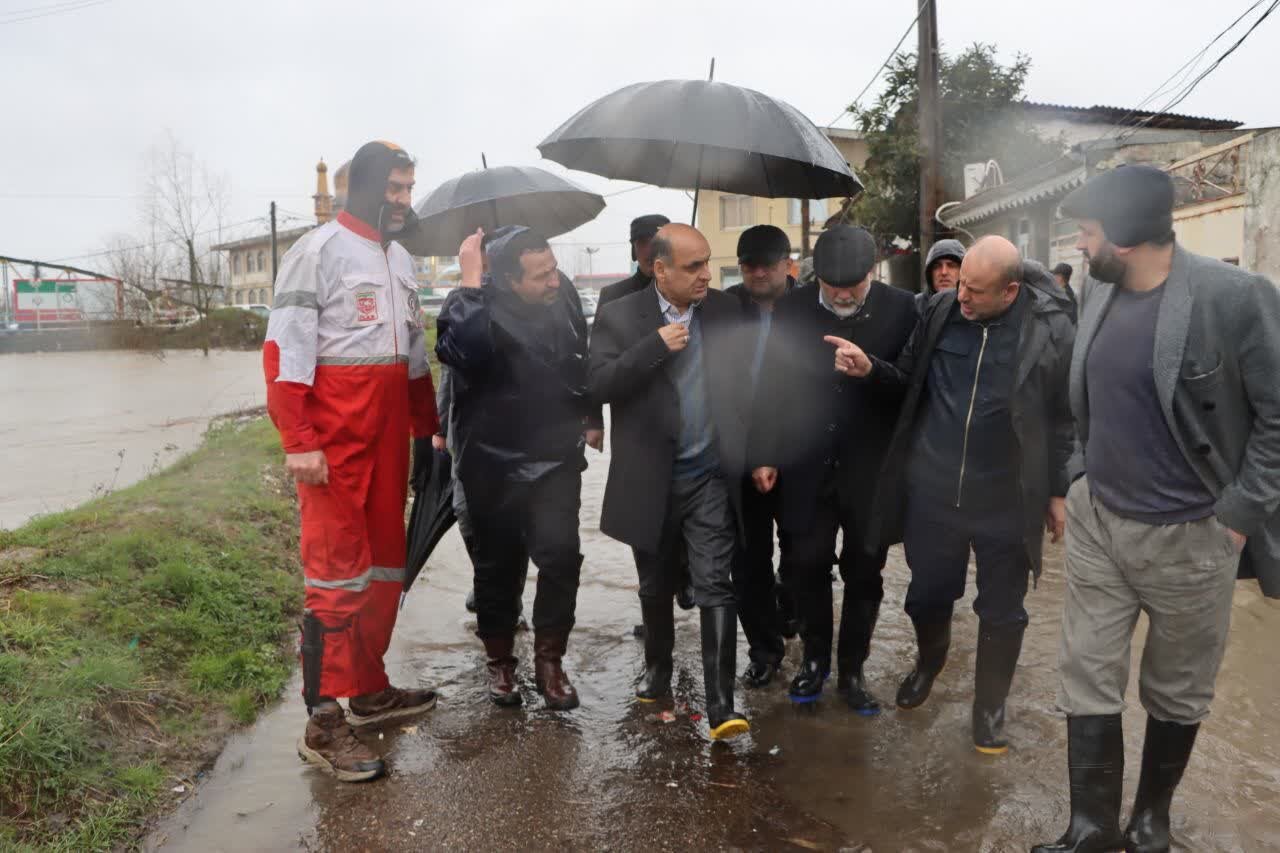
[749,225,917,711]
[723,225,796,686]
[266,140,440,782]
[1034,166,1280,853]
[834,236,1075,751]
[436,227,592,712]
[598,214,671,307]
[916,238,965,315]
[590,223,752,740]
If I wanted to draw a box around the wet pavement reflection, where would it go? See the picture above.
[148,432,1280,852]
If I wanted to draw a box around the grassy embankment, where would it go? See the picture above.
[0,416,301,850]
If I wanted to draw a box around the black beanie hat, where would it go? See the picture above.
[1060,165,1175,248]
[346,140,415,235]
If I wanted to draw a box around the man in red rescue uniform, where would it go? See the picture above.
[263,140,440,782]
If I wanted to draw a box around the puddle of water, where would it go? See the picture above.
[139,420,1280,852]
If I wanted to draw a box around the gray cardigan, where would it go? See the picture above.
[1070,244,1280,598]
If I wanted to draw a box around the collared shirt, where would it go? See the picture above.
[750,310,773,388]
[656,288,697,326]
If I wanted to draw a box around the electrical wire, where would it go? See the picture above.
[1116,0,1269,122]
[1,0,112,25]
[824,0,932,128]
[1115,0,1279,143]
[51,216,270,263]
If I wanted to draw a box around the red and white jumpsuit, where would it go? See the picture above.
[263,211,439,700]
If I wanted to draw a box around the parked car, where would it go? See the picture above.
[234,303,271,320]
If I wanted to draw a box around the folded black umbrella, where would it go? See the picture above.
[400,165,605,257]
[402,443,456,602]
[537,79,862,201]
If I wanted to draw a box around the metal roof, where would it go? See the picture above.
[942,154,1087,227]
[1017,101,1242,131]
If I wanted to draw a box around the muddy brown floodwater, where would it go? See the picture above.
[148,429,1280,852]
[0,350,265,530]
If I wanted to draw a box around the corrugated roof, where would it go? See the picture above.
[942,154,1087,227]
[1018,101,1241,131]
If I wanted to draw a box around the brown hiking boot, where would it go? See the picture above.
[297,704,384,782]
[482,635,522,707]
[534,628,579,711]
[347,685,438,727]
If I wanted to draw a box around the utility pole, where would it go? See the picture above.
[800,199,812,258]
[917,0,943,287]
[1,260,9,327]
[270,201,279,286]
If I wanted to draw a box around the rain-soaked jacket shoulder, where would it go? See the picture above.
[435,274,591,482]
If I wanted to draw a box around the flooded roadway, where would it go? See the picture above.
[148,430,1280,852]
[0,350,264,530]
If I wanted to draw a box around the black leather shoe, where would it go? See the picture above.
[788,658,829,704]
[742,659,779,689]
[843,668,881,716]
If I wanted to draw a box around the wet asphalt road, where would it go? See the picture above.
[148,434,1280,852]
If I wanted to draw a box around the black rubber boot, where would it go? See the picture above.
[896,609,952,710]
[972,621,1026,754]
[1031,714,1127,853]
[837,598,881,716]
[635,595,674,702]
[701,605,749,739]
[1123,716,1200,853]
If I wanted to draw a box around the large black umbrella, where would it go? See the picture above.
[402,442,456,604]
[400,163,606,257]
[537,79,862,207]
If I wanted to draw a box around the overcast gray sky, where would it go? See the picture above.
[3,0,1276,278]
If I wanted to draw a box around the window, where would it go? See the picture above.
[256,251,266,274]
[720,266,743,289]
[787,198,829,225]
[1014,217,1032,258]
[719,195,753,230]
[231,254,240,275]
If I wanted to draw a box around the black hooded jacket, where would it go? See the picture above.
[435,274,591,486]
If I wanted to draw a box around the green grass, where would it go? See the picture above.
[0,417,301,850]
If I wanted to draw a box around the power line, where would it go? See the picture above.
[51,216,270,263]
[1087,0,1271,146]
[825,0,931,128]
[1,0,112,25]
[1116,0,1279,143]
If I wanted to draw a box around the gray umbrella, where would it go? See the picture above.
[537,79,862,202]
[401,164,606,257]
